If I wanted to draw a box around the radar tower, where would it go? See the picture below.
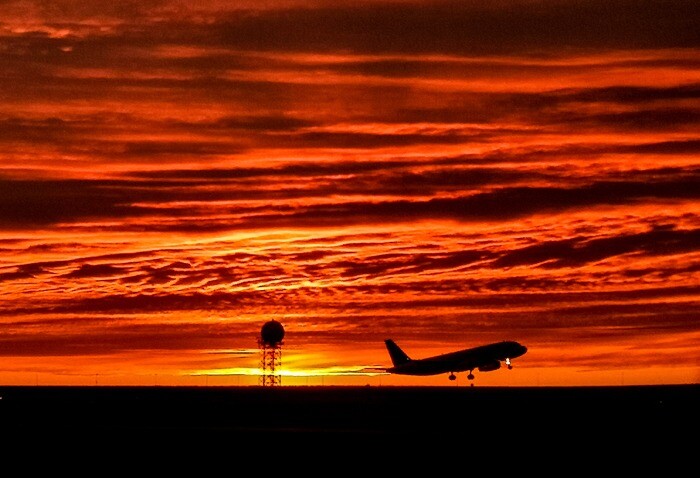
[258,320,285,386]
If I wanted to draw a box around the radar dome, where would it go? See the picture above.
[260,320,285,346]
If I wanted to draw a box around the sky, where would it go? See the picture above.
[0,0,698,387]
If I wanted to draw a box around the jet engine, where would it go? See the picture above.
[478,360,501,372]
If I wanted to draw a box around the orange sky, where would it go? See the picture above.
[1,0,699,387]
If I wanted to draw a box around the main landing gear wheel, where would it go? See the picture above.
[448,373,456,381]
[467,371,475,380]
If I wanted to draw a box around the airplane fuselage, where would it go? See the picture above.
[386,340,527,376]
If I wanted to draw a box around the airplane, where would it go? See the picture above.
[384,339,527,382]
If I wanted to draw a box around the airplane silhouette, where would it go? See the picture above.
[384,339,527,382]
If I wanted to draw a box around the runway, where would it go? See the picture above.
[2,383,697,470]
[1,384,696,438]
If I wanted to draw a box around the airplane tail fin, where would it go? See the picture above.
[385,339,411,366]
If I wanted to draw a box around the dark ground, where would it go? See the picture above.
[1,384,697,462]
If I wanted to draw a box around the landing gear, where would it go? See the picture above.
[448,373,456,381]
[506,357,513,370]
[467,370,475,381]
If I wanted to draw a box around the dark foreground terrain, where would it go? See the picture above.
[1,384,697,459]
